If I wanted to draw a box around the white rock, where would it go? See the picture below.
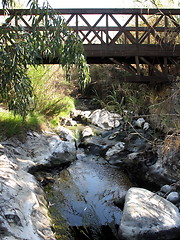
[166,192,180,204]
[106,142,125,158]
[58,126,75,142]
[81,110,92,118]
[134,118,145,128]
[119,187,180,240]
[0,128,78,240]
[143,122,150,131]
[0,152,55,240]
[82,127,94,138]
[127,152,139,160]
[70,109,81,118]
[61,117,77,126]
[89,109,122,130]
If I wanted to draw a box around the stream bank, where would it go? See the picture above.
[0,108,180,240]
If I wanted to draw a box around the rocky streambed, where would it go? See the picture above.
[0,109,180,240]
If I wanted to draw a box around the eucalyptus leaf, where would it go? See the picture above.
[0,0,90,118]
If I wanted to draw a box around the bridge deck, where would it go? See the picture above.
[0,8,179,83]
[84,44,180,63]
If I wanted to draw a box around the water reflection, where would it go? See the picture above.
[45,153,132,238]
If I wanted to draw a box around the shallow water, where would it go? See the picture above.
[44,149,133,239]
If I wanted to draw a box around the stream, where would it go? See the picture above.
[42,149,132,239]
[32,109,179,240]
[34,119,136,239]
[0,108,179,240]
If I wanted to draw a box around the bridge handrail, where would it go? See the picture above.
[0,8,179,45]
[0,8,180,15]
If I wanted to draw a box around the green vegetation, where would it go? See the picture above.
[0,0,90,138]
[0,111,45,139]
[89,65,150,115]
[0,0,90,118]
[28,65,76,117]
[89,64,179,133]
[0,64,78,139]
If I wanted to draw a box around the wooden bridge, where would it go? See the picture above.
[0,8,180,83]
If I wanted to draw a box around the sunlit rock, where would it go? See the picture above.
[119,187,180,240]
[134,118,145,128]
[82,127,94,138]
[0,150,55,240]
[88,109,122,130]
[58,126,75,142]
[106,142,125,159]
[60,116,77,126]
[143,122,150,131]
[20,131,76,170]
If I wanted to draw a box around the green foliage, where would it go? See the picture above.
[106,85,125,114]
[0,111,44,139]
[0,0,90,118]
[90,65,151,115]
[0,24,37,118]
[28,65,76,119]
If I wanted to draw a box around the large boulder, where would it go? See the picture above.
[0,144,55,240]
[0,127,77,240]
[4,129,76,171]
[119,187,180,240]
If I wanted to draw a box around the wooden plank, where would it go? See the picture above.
[106,14,108,44]
[139,56,165,76]
[109,58,137,74]
[76,14,78,35]
[68,26,178,32]
[136,14,139,43]
[66,14,75,24]
[135,56,141,75]
[0,8,179,16]
[79,14,105,43]
[83,44,180,57]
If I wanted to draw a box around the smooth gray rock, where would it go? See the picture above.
[119,187,180,240]
[160,184,174,193]
[17,130,76,170]
[166,192,180,204]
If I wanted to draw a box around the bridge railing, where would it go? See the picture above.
[0,8,179,45]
